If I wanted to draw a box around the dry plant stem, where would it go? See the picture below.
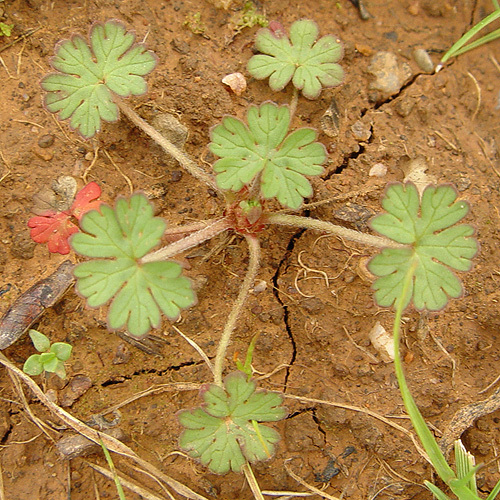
[87,462,167,500]
[213,235,261,386]
[0,353,207,500]
[141,217,231,264]
[268,213,404,249]
[163,220,216,237]
[242,463,265,500]
[115,99,220,193]
[289,87,299,119]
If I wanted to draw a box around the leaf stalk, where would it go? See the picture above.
[213,235,261,386]
[115,98,220,192]
[140,217,231,264]
[267,213,405,248]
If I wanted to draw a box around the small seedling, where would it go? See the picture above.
[0,22,13,37]
[23,329,72,379]
[247,19,344,99]
[28,181,102,254]
[178,371,286,474]
[233,1,268,33]
[183,12,206,35]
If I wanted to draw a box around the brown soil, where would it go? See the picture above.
[0,0,499,499]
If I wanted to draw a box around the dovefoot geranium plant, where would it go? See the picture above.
[30,18,485,496]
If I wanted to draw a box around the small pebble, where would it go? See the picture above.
[10,231,36,260]
[84,152,94,161]
[59,375,92,407]
[368,51,413,96]
[113,343,131,365]
[408,2,419,15]
[222,72,247,96]
[369,162,387,177]
[413,49,434,72]
[300,297,325,313]
[351,120,372,142]
[33,148,54,161]
[252,280,267,293]
[170,170,183,182]
[38,134,55,148]
[369,322,394,362]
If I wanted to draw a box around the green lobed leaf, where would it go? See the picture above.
[29,329,51,352]
[23,354,44,376]
[247,19,344,99]
[178,372,286,474]
[369,183,478,311]
[40,352,58,372]
[41,20,157,138]
[53,362,67,380]
[71,194,196,337]
[210,102,325,209]
[50,342,73,362]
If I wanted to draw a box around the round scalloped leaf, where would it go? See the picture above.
[369,183,478,311]
[247,19,344,99]
[209,102,325,209]
[178,372,286,474]
[71,194,195,337]
[41,20,157,138]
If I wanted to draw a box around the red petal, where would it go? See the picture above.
[28,212,78,255]
[71,182,103,220]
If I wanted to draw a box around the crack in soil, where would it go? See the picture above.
[272,228,307,391]
[101,359,205,386]
[323,123,374,180]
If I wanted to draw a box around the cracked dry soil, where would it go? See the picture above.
[0,0,499,499]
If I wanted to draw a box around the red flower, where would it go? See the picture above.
[28,182,102,255]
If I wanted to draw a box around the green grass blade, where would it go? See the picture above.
[424,481,453,500]
[486,478,500,500]
[99,438,127,500]
[454,440,477,494]
[450,28,500,57]
[440,9,500,65]
[392,257,455,484]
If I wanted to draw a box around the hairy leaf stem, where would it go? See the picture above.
[289,87,299,120]
[267,213,405,248]
[393,257,456,486]
[140,218,231,264]
[116,99,220,192]
[213,235,261,386]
